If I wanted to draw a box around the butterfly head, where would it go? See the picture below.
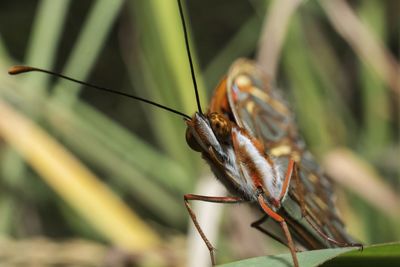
[185,112,232,162]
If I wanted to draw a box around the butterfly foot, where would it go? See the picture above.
[209,247,218,266]
[351,242,364,251]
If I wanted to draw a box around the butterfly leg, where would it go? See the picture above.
[278,159,296,201]
[184,194,245,265]
[257,194,299,267]
[303,215,363,249]
[251,215,296,249]
[251,160,302,252]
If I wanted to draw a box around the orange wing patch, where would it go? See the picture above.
[209,76,230,114]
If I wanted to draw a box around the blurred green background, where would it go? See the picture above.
[0,0,398,266]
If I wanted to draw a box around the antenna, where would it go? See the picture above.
[8,66,191,120]
[177,0,203,114]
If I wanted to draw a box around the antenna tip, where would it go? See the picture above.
[8,66,35,75]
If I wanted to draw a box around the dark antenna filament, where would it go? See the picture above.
[8,66,191,120]
[177,0,203,114]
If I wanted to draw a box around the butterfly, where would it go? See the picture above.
[185,58,361,266]
[8,0,361,266]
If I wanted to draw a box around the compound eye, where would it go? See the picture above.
[185,127,202,152]
[208,113,231,141]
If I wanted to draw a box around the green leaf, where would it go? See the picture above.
[218,243,400,267]
[324,243,400,267]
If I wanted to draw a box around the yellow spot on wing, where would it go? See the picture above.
[236,75,252,89]
[271,145,292,157]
